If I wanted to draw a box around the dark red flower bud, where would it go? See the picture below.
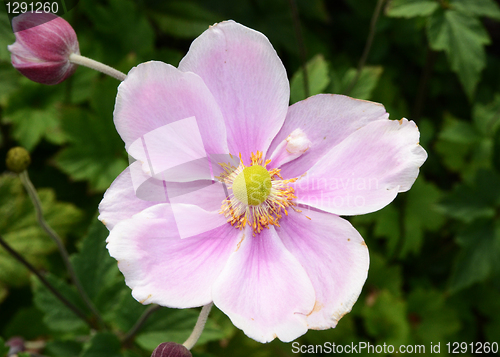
[8,12,80,85]
[151,342,192,357]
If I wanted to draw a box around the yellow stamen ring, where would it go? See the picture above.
[217,151,301,235]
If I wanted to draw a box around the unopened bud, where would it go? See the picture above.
[6,147,31,173]
[151,342,192,357]
[8,12,80,85]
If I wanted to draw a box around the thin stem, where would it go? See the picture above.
[19,171,106,329]
[344,0,385,95]
[0,234,94,329]
[122,304,161,346]
[287,0,309,98]
[69,53,127,81]
[183,303,213,350]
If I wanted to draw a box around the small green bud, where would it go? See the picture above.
[6,147,31,173]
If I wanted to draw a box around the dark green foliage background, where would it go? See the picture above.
[1,0,500,356]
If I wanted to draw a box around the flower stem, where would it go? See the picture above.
[69,53,127,81]
[183,303,213,350]
[344,0,385,95]
[0,233,95,329]
[19,171,106,329]
[121,304,161,346]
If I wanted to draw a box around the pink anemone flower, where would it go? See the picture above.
[99,20,427,343]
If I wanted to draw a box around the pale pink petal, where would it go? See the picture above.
[99,161,228,229]
[178,21,289,163]
[268,94,389,179]
[293,118,427,215]
[106,204,241,308]
[212,226,315,343]
[114,61,228,158]
[277,209,369,329]
[98,161,160,230]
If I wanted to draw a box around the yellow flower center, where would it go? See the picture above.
[217,152,301,235]
[232,165,272,206]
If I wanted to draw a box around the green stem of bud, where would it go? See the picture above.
[183,303,214,350]
[69,53,127,81]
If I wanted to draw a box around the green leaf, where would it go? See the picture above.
[362,290,409,346]
[426,9,490,99]
[80,332,121,357]
[81,0,154,59]
[439,170,500,222]
[2,306,48,340]
[290,54,330,103]
[451,0,500,21]
[0,174,83,288]
[0,64,20,106]
[494,126,500,172]
[44,340,83,357]
[0,337,9,357]
[352,205,401,256]
[449,218,500,292]
[386,0,439,18]
[365,253,403,297]
[401,178,444,257]
[2,81,66,150]
[136,308,227,351]
[3,106,64,151]
[0,11,15,62]
[331,65,383,100]
[55,78,128,191]
[32,273,89,333]
[150,2,220,39]
[407,288,461,344]
[71,218,118,302]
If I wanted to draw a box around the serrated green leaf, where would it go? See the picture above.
[401,178,444,257]
[438,114,480,144]
[136,308,227,351]
[290,54,330,103]
[342,66,383,100]
[44,340,83,357]
[0,337,9,357]
[2,81,66,150]
[81,0,154,59]
[362,290,409,346]
[80,332,121,357]
[386,0,439,18]
[0,64,20,105]
[494,126,500,172]
[3,107,64,151]
[439,170,500,222]
[32,273,89,333]
[0,174,83,288]
[365,253,403,297]
[407,288,461,345]
[55,78,128,191]
[449,219,500,292]
[71,218,118,302]
[0,12,14,62]
[2,306,48,340]
[150,2,220,39]
[352,205,401,256]
[472,94,500,136]
[426,9,490,99]
[451,0,500,21]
